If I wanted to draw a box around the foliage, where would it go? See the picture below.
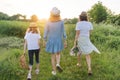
[0,37,24,49]
[64,18,78,24]
[0,22,120,80]
[0,20,45,38]
[106,14,120,25]
[70,18,78,24]
[0,12,27,21]
[0,12,9,20]
[0,20,28,38]
[91,23,120,50]
[0,49,26,80]
[88,1,108,23]
[9,14,26,21]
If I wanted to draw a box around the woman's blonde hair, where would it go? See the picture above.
[49,14,61,22]
[49,7,61,22]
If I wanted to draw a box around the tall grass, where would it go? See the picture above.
[0,37,24,49]
[0,21,28,38]
[0,21,45,38]
[0,49,26,80]
[0,21,120,80]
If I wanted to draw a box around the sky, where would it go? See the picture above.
[0,0,120,19]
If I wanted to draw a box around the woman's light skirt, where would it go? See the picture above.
[77,36,100,54]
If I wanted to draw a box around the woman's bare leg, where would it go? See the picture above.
[85,54,92,74]
[56,52,60,65]
[51,54,56,72]
[77,52,81,67]
[56,52,63,72]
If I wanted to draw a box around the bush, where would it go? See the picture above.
[0,21,28,38]
[107,36,120,50]
[0,37,24,49]
[0,49,26,80]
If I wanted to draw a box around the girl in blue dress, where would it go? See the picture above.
[43,7,67,75]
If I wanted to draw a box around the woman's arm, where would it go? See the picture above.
[74,30,80,46]
[62,21,67,40]
[43,23,49,41]
[62,21,67,48]
[43,23,49,47]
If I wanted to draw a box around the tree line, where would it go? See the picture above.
[0,12,38,22]
[64,1,120,25]
[0,1,120,25]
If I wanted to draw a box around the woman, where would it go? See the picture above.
[24,22,41,79]
[74,11,100,75]
[43,7,67,75]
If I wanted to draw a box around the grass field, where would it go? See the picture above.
[0,21,120,80]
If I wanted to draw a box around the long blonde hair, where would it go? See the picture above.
[49,14,61,22]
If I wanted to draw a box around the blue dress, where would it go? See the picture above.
[44,21,67,53]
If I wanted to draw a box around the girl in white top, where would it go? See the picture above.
[74,11,100,75]
[24,22,41,79]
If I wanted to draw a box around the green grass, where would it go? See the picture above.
[0,21,120,80]
[0,20,45,38]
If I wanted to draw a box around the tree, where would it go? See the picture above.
[71,18,78,24]
[88,1,108,23]
[9,14,27,21]
[22,15,26,20]
[107,14,120,25]
[0,12,9,20]
[10,14,22,20]
[64,18,78,24]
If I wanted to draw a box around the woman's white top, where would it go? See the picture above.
[75,21,93,37]
[24,32,41,50]
[75,21,100,54]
